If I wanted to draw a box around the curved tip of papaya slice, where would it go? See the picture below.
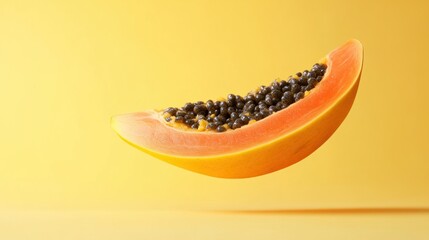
[112,39,363,178]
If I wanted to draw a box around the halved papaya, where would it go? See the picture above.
[111,39,363,178]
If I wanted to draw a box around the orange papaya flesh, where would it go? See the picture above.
[111,39,363,178]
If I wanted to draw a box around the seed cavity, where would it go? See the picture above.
[163,63,327,132]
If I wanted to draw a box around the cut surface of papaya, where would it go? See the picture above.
[111,39,363,178]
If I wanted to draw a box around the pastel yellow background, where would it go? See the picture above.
[1,0,429,239]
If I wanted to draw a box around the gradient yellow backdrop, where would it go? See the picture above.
[1,0,429,239]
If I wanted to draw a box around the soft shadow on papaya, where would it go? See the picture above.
[204,207,429,215]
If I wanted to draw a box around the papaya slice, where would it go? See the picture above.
[111,39,363,178]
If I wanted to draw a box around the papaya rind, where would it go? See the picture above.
[112,39,363,178]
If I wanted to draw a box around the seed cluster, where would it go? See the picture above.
[163,63,327,132]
